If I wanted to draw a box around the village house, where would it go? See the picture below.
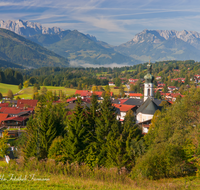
[129,78,139,83]
[108,82,115,86]
[156,76,161,80]
[113,104,136,122]
[168,86,178,93]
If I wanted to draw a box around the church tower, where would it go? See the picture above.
[144,61,154,101]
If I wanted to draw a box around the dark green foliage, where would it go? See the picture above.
[155,90,161,99]
[132,88,200,179]
[0,28,69,68]
[23,100,67,160]
[64,98,90,163]
[114,78,121,87]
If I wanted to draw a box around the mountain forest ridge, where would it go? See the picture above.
[1,19,200,66]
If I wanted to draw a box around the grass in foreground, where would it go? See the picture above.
[0,171,199,190]
[0,159,200,190]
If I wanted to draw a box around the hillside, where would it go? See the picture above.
[0,59,23,69]
[115,29,200,62]
[28,30,138,65]
[0,28,69,68]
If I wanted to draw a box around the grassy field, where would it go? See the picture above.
[0,83,77,100]
[121,69,136,73]
[42,86,76,96]
[0,82,130,99]
[0,83,20,96]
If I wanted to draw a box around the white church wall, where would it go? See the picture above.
[136,113,154,123]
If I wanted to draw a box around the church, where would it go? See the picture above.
[122,62,164,134]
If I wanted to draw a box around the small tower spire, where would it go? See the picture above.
[144,61,154,101]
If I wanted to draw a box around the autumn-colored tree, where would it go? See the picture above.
[23,80,29,88]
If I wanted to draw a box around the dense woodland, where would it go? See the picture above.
[0,60,197,89]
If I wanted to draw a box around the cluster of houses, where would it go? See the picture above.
[0,100,37,138]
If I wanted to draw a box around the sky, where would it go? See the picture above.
[1,0,200,45]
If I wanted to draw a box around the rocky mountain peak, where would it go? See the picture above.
[0,19,64,37]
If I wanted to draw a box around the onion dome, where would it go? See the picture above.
[144,62,154,83]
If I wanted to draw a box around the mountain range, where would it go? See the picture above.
[1,19,200,67]
[0,28,69,68]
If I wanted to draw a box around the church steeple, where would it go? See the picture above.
[144,61,154,101]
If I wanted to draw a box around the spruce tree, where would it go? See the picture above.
[64,98,90,163]
[23,100,67,160]
[95,95,117,166]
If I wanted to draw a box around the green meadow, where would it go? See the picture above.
[0,83,20,96]
[0,83,77,99]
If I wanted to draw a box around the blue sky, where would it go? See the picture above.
[1,0,200,45]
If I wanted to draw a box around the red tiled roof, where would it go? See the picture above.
[93,91,103,96]
[113,104,136,112]
[0,113,9,123]
[17,100,38,108]
[75,90,92,97]
[66,97,77,103]
[0,107,33,114]
[2,116,28,122]
[0,103,9,107]
[129,93,143,97]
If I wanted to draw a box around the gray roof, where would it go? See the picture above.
[136,98,161,115]
[123,98,144,106]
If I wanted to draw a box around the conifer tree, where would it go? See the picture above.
[106,112,143,170]
[95,95,117,166]
[23,99,67,160]
[64,98,90,163]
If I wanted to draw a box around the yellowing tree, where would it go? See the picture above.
[92,86,97,92]
[23,80,29,88]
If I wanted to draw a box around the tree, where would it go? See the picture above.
[155,90,161,99]
[18,83,22,90]
[23,100,67,160]
[64,98,90,163]
[115,78,121,87]
[0,130,9,158]
[163,84,168,93]
[119,84,124,97]
[92,86,97,92]
[0,93,3,100]
[133,88,200,179]
[23,80,29,88]
[94,96,117,166]
[7,89,13,100]
[29,77,36,85]
[41,87,47,95]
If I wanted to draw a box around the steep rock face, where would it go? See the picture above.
[115,29,200,62]
[0,19,63,37]
[123,29,200,49]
